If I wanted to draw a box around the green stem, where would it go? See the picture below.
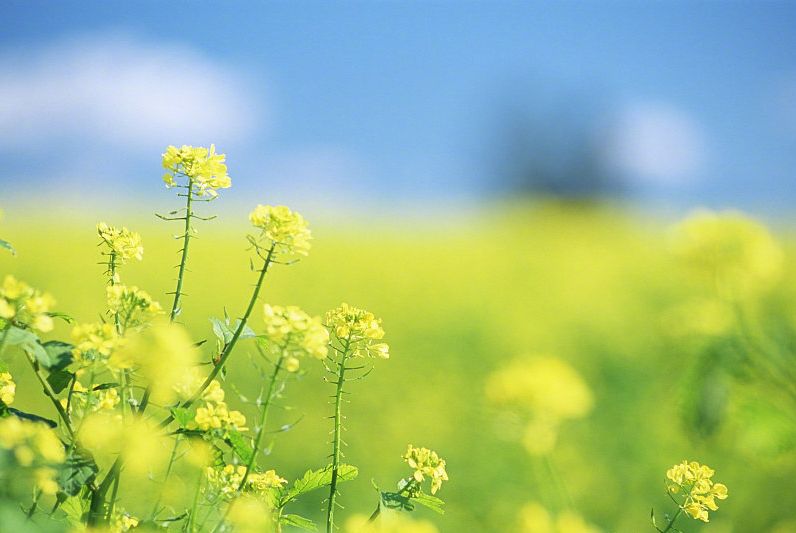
[93,244,277,520]
[24,352,75,438]
[660,507,682,533]
[326,337,352,533]
[170,180,195,322]
[0,324,10,357]
[160,244,276,426]
[238,354,284,490]
[148,436,180,521]
[187,468,204,533]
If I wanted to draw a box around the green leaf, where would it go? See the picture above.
[60,495,89,527]
[46,369,74,394]
[280,464,358,506]
[7,407,57,428]
[409,491,446,515]
[91,382,118,391]
[225,429,253,464]
[171,406,195,429]
[42,341,74,371]
[210,317,257,346]
[57,447,99,497]
[280,514,317,531]
[47,312,74,324]
[0,238,15,255]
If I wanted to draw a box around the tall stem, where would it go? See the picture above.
[170,243,276,419]
[238,354,284,490]
[660,507,682,533]
[170,180,195,322]
[326,337,351,533]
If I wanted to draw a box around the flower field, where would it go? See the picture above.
[1,148,795,532]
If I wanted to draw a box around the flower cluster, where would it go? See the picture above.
[64,382,121,414]
[249,204,312,256]
[111,509,140,532]
[672,210,783,296]
[485,356,593,456]
[519,502,601,533]
[162,144,231,196]
[106,284,164,329]
[97,222,144,265]
[193,380,248,434]
[0,371,16,405]
[665,460,728,522]
[0,275,56,332]
[205,464,286,499]
[325,303,389,359]
[403,445,448,495]
[262,304,329,371]
[71,322,122,368]
[0,417,65,495]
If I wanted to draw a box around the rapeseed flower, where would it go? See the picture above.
[0,275,56,332]
[106,284,163,329]
[325,303,389,359]
[249,204,312,256]
[97,222,144,264]
[262,304,329,370]
[0,371,16,405]
[0,417,65,494]
[403,444,448,494]
[665,460,728,522]
[672,210,783,296]
[162,144,231,197]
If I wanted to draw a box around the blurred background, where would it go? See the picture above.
[2,1,796,531]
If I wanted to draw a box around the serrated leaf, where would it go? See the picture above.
[280,514,317,531]
[226,429,253,464]
[60,495,89,527]
[57,447,98,497]
[171,406,195,429]
[46,369,74,394]
[0,238,15,255]
[280,464,358,506]
[42,341,74,371]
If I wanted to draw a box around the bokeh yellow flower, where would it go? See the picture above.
[0,275,56,332]
[0,371,16,405]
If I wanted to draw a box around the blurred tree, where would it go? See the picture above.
[491,87,623,201]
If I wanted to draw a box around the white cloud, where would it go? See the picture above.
[603,101,706,185]
[0,33,261,151]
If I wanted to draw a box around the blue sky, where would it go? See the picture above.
[1,1,795,215]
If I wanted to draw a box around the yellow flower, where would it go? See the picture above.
[403,444,449,494]
[519,502,601,533]
[162,144,231,197]
[249,204,312,256]
[486,356,593,420]
[262,304,329,369]
[325,303,389,359]
[97,222,144,264]
[247,469,288,492]
[0,371,16,405]
[111,321,199,403]
[672,210,783,296]
[71,322,122,367]
[0,417,65,494]
[106,284,163,329]
[665,460,728,523]
[227,495,273,533]
[0,275,56,332]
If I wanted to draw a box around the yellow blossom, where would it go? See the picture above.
[0,417,65,494]
[325,303,389,359]
[0,275,56,332]
[672,210,783,296]
[403,444,449,494]
[262,304,329,370]
[97,222,144,265]
[162,144,231,197]
[71,322,122,368]
[227,495,273,533]
[249,204,312,256]
[665,460,728,523]
[0,371,16,405]
[106,284,163,329]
